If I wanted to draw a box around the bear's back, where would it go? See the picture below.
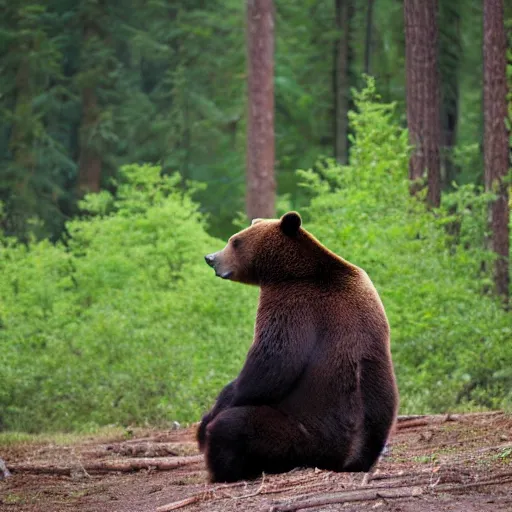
[262,267,394,436]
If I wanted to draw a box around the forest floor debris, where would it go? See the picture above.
[1,411,511,512]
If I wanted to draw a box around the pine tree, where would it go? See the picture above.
[404,0,442,207]
[0,1,71,238]
[246,0,276,220]
[483,0,510,302]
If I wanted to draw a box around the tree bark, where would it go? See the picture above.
[77,19,102,196]
[334,0,353,165]
[483,0,510,302]
[246,0,276,220]
[439,3,461,188]
[77,85,102,195]
[404,0,442,207]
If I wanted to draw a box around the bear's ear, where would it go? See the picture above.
[280,211,302,237]
[251,218,263,226]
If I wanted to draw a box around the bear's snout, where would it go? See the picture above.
[205,252,234,280]
[205,253,216,267]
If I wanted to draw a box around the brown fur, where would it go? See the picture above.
[199,212,399,482]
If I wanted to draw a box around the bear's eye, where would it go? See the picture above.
[232,238,242,249]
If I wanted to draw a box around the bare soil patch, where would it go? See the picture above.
[1,412,511,512]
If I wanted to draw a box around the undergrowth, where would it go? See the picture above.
[0,79,510,432]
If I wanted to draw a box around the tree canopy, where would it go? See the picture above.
[1,0,509,239]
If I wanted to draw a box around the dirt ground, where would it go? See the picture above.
[1,411,511,512]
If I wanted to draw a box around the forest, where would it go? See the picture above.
[0,0,511,433]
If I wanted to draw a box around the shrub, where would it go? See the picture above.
[0,165,257,432]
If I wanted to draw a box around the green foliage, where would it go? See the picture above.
[1,81,511,433]
[0,0,510,241]
[0,164,257,432]
[0,0,73,239]
[298,79,512,413]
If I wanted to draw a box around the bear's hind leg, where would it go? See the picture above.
[204,406,307,483]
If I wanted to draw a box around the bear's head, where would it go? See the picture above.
[204,211,323,285]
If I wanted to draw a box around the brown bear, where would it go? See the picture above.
[198,211,398,483]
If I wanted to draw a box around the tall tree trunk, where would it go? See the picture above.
[334,0,353,164]
[364,0,374,75]
[77,85,102,194]
[246,0,276,220]
[483,0,510,303]
[77,18,102,196]
[404,0,442,207]
[439,2,461,189]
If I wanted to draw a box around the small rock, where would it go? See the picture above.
[0,458,12,479]
[171,421,181,430]
[499,434,508,441]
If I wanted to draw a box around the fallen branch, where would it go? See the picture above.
[396,411,505,430]
[396,415,428,421]
[436,475,512,492]
[87,442,183,458]
[269,486,424,512]
[8,455,204,475]
[369,467,451,483]
[395,414,461,430]
[396,411,504,423]
[395,419,433,430]
[269,470,512,512]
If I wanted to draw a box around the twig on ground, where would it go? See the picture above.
[156,494,204,512]
[257,481,328,497]
[360,472,371,486]
[222,473,266,499]
[89,442,181,457]
[370,467,448,482]
[396,419,440,430]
